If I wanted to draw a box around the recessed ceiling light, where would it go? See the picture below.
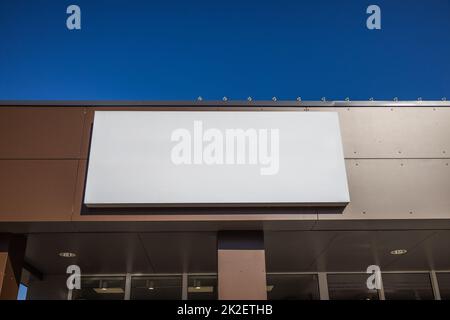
[188,286,213,293]
[390,249,407,255]
[58,252,76,258]
[193,280,201,290]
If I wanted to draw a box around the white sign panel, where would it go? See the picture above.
[84,111,349,207]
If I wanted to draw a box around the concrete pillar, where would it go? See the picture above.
[0,234,27,300]
[217,231,267,300]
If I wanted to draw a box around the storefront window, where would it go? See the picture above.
[131,276,182,300]
[72,277,126,300]
[328,273,379,300]
[188,275,217,300]
[266,274,319,300]
[17,284,28,300]
[382,273,434,300]
[436,273,450,299]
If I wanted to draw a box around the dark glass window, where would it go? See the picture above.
[266,274,319,300]
[131,276,182,300]
[328,274,379,300]
[188,275,217,300]
[437,273,450,300]
[382,273,434,300]
[72,277,125,300]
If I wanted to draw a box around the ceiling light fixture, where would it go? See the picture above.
[390,249,407,255]
[187,286,213,293]
[58,252,76,258]
[93,288,124,294]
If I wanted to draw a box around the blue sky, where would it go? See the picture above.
[0,0,449,100]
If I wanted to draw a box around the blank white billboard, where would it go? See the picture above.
[84,111,349,207]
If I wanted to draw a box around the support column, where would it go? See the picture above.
[217,231,267,300]
[318,272,329,300]
[0,234,27,300]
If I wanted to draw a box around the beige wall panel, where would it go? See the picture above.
[319,159,450,221]
[0,107,86,159]
[309,107,450,159]
[0,160,78,221]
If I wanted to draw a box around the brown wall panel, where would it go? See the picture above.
[74,106,450,223]
[0,160,79,221]
[218,249,267,300]
[0,107,86,159]
[1,105,450,224]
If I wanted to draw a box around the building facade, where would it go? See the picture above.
[1,100,450,300]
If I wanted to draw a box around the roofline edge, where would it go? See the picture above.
[0,100,449,107]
